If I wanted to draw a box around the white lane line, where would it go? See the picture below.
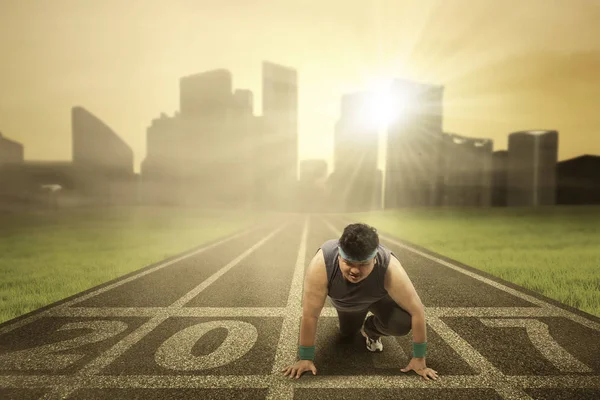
[480,319,593,373]
[374,337,409,369]
[331,217,600,332]
[493,385,535,400]
[267,215,309,400]
[46,306,567,319]
[0,222,268,336]
[49,307,288,318]
[2,373,599,389]
[39,222,290,399]
[319,307,565,318]
[426,317,534,400]
[507,375,600,388]
[170,224,287,308]
[269,385,294,399]
[271,215,308,373]
[426,317,500,375]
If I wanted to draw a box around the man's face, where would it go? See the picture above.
[338,254,377,283]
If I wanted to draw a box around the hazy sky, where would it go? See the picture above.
[1,0,599,173]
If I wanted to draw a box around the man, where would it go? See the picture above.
[282,223,438,381]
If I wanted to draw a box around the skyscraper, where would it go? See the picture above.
[439,133,493,207]
[260,61,298,210]
[491,150,509,206]
[179,69,233,119]
[143,69,259,207]
[507,130,558,206]
[178,69,238,195]
[556,155,600,205]
[71,107,137,204]
[331,90,381,211]
[0,132,24,166]
[232,89,256,208]
[72,107,134,177]
[0,132,26,202]
[385,79,444,208]
[141,113,183,205]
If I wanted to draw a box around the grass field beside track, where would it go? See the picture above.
[348,206,600,317]
[2,205,598,325]
[0,206,261,324]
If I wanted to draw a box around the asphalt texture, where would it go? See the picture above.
[0,214,598,400]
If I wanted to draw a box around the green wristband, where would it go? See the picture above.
[412,342,427,358]
[299,345,315,361]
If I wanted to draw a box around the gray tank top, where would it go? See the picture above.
[318,239,395,311]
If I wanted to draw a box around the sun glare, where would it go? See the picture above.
[363,78,409,129]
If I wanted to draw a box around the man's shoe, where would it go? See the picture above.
[360,324,383,352]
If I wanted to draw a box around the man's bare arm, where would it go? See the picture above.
[384,255,427,344]
[299,249,329,347]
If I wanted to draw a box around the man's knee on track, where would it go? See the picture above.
[386,314,412,336]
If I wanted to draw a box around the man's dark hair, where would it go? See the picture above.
[339,223,379,261]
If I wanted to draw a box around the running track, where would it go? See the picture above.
[0,215,599,400]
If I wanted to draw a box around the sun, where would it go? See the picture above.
[362,78,410,129]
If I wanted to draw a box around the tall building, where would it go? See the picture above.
[331,91,381,212]
[143,113,181,180]
[260,61,298,210]
[438,133,493,207]
[72,107,134,177]
[385,79,444,208]
[143,69,258,207]
[232,89,256,208]
[71,107,137,204]
[0,132,24,166]
[556,155,600,205]
[141,113,183,205]
[234,89,254,114]
[179,69,233,119]
[491,150,509,206]
[178,69,238,190]
[0,132,26,203]
[507,130,558,206]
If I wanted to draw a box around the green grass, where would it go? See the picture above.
[2,205,599,325]
[347,206,600,317]
[0,206,261,324]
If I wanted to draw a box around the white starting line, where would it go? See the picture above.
[46,306,568,319]
[0,374,599,390]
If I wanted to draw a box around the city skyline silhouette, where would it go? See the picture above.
[2,62,595,211]
[1,0,599,173]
